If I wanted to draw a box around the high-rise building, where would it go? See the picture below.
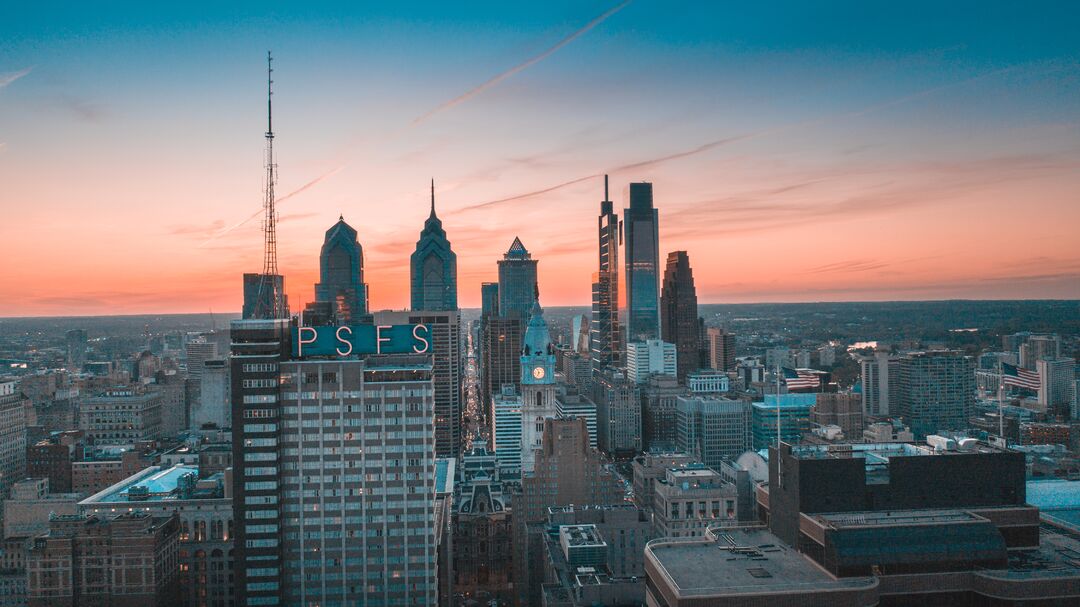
[411,180,458,311]
[490,385,523,479]
[590,175,623,373]
[191,358,230,429]
[626,339,677,384]
[314,216,369,323]
[229,318,290,607]
[706,327,735,372]
[624,182,660,342]
[860,351,899,417]
[752,394,816,450]
[480,282,499,317]
[0,382,28,499]
[555,386,598,448]
[1020,334,1060,369]
[496,237,538,320]
[26,512,181,607]
[675,396,752,470]
[231,315,443,606]
[641,373,684,452]
[897,350,975,439]
[277,356,438,606]
[1037,357,1076,416]
[375,310,462,458]
[660,251,701,382]
[592,367,642,457]
[479,316,523,418]
[519,300,558,475]
[514,417,625,606]
[65,329,88,370]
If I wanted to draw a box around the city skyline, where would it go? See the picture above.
[3,1,1080,317]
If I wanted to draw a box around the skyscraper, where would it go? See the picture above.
[277,355,438,606]
[897,350,975,439]
[519,300,558,475]
[375,309,462,458]
[590,175,622,372]
[411,180,458,311]
[497,237,538,319]
[706,327,736,371]
[314,216,369,323]
[860,351,899,417]
[592,367,642,457]
[1037,357,1077,416]
[624,182,660,342]
[231,314,442,606]
[660,250,701,381]
[480,282,499,317]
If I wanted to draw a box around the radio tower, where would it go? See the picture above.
[246,50,288,319]
[262,50,278,278]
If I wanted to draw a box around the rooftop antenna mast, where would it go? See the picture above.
[262,50,278,278]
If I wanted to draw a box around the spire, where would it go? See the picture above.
[429,178,436,219]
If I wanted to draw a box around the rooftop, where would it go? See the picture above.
[81,464,224,504]
[647,528,874,596]
[560,524,605,547]
[809,509,985,530]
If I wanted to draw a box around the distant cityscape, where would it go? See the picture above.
[2,11,1080,607]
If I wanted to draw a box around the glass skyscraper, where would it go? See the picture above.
[497,237,538,320]
[314,216,368,324]
[590,175,622,373]
[660,250,701,382]
[624,182,660,342]
[410,181,458,311]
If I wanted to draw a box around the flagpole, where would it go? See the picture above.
[776,360,782,487]
[998,359,1005,443]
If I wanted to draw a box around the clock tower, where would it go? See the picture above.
[520,298,557,474]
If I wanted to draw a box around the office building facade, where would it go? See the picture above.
[410,182,458,311]
[592,368,642,458]
[860,351,899,417]
[897,350,975,439]
[625,339,677,384]
[675,396,752,470]
[624,182,660,342]
[496,237,538,320]
[706,327,736,372]
[589,175,622,374]
[660,251,701,382]
[314,217,369,323]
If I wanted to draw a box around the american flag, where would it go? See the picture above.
[1002,363,1040,390]
[782,367,819,390]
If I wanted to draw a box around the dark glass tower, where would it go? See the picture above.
[410,180,458,311]
[314,216,368,324]
[660,250,701,382]
[624,182,660,342]
[497,237,538,320]
[481,282,500,317]
[590,175,622,374]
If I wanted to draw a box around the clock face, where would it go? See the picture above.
[532,366,546,380]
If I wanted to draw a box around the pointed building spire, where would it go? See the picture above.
[429,178,436,219]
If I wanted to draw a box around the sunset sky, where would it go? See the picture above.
[1,1,1079,316]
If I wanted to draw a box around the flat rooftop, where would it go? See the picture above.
[561,524,604,547]
[82,465,198,504]
[790,441,1007,461]
[810,509,985,529]
[647,528,874,596]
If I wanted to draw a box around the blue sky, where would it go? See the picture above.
[1,1,1078,314]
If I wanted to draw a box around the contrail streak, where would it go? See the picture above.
[453,65,1041,213]
[0,67,32,89]
[197,165,344,248]
[412,0,632,125]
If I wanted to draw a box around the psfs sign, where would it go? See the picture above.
[292,324,430,358]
